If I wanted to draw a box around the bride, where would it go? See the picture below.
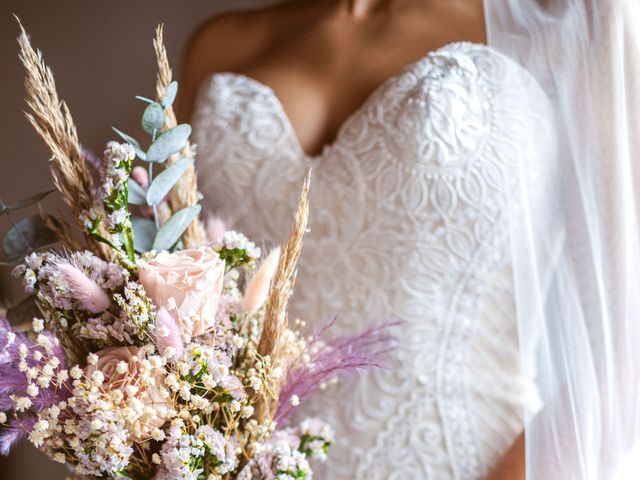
[178,1,640,478]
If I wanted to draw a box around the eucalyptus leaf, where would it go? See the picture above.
[2,215,59,262]
[152,205,201,252]
[132,217,157,253]
[112,127,147,160]
[141,102,165,135]
[3,189,55,212]
[127,178,147,205]
[7,295,41,330]
[145,124,191,163]
[146,158,194,206]
[161,81,178,108]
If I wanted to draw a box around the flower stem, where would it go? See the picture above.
[149,129,160,230]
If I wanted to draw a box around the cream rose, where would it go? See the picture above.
[138,246,225,337]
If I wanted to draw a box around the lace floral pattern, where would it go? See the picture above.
[193,42,547,479]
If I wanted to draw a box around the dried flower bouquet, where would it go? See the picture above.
[0,22,394,480]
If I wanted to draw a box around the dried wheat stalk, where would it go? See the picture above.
[17,20,108,258]
[153,24,206,247]
[254,172,311,421]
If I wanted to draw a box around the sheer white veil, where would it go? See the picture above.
[484,0,640,478]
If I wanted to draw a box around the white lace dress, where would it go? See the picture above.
[192,42,547,479]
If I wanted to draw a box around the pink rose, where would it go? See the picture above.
[138,247,225,337]
[85,345,148,394]
[85,346,169,427]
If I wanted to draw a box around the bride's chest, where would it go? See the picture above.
[196,43,530,254]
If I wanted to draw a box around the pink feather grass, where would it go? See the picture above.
[275,318,400,424]
[155,307,184,360]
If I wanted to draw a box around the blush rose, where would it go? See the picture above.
[138,246,225,338]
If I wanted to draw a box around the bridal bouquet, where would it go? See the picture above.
[0,23,393,479]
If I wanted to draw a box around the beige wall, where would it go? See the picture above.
[0,1,276,478]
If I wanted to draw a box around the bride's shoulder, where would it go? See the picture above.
[177,5,285,120]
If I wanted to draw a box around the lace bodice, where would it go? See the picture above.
[193,42,547,479]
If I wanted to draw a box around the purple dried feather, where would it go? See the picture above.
[0,415,36,455]
[0,316,70,454]
[275,318,399,424]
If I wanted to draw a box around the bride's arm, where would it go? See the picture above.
[484,432,525,480]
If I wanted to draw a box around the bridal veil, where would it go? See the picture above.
[484,0,640,477]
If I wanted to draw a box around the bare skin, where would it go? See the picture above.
[178,0,487,156]
[179,1,525,477]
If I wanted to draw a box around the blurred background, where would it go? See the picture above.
[0,1,276,478]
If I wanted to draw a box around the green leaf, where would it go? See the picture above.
[146,158,194,206]
[112,127,147,160]
[161,81,178,108]
[6,295,40,329]
[152,205,201,252]
[145,124,191,163]
[2,215,59,262]
[1,189,55,213]
[141,102,165,135]
[131,217,157,253]
[127,178,147,205]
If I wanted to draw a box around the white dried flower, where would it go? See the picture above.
[13,396,32,412]
[116,361,128,374]
[241,405,254,419]
[70,365,83,379]
[163,346,176,359]
[91,370,105,385]
[53,452,66,464]
[249,376,262,391]
[87,353,99,365]
[32,317,44,332]
[157,326,170,338]
[26,384,39,397]
[57,369,69,383]
[36,334,52,352]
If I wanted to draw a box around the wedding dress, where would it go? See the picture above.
[192,41,552,479]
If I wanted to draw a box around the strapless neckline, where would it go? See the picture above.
[205,41,489,162]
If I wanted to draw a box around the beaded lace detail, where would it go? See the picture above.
[193,42,546,479]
